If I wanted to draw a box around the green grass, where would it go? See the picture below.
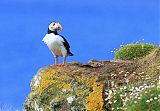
[115,44,157,60]
[106,80,160,111]
[127,87,160,111]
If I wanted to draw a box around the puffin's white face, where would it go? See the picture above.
[49,21,63,31]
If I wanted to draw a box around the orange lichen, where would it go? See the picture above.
[86,82,104,111]
[35,70,71,93]
[76,77,97,87]
[63,83,71,89]
[74,76,104,110]
[33,68,104,110]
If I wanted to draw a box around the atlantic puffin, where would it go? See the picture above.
[42,21,73,66]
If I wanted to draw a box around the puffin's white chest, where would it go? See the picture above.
[42,34,67,56]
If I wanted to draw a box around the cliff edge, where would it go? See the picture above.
[24,48,160,111]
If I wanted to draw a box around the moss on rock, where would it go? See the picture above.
[115,43,157,60]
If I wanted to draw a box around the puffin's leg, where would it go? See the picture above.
[55,56,64,66]
[60,47,67,66]
[55,56,59,66]
[62,56,67,66]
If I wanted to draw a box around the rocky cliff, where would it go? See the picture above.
[24,48,160,111]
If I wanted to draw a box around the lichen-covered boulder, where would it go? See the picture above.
[24,48,160,111]
[24,60,140,111]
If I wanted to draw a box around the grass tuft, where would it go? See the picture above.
[115,43,157,60]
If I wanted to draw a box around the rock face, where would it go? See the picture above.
[24,48,160,111]
[24,60,139,111]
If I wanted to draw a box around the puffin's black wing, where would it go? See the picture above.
[59,35,73,55]
[60,35,70,48]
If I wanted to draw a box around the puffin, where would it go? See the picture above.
[42,21,73,66]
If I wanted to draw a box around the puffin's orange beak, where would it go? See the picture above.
[57,23,63,30]
[59,25,63,30]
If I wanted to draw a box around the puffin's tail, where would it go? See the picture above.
[68,52,74,56]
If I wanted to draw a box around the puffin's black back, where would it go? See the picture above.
[60,35,73,56]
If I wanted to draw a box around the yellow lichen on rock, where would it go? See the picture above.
[35,70,57,93]
[31,68,104,110]
[86,82,104,111]
[74,76,104,110]
[35,69,71,93]
[76,76,97,87]
[63,83,71,89]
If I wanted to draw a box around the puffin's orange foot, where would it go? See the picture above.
[55,63,65,66]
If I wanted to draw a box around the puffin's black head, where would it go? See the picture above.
[48,21,63,32]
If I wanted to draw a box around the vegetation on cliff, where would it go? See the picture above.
[24,44,160,111]
[114,43,157,60]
